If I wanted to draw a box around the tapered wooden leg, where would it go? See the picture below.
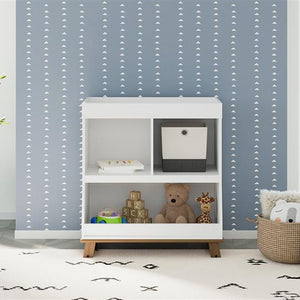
[83,241,96,258]
[208,242,221,258]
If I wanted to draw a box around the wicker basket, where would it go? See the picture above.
[257,215,300,264]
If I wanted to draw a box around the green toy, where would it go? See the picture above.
[91,209,127,224]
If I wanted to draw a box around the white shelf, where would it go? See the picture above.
[82,223,223,240]
[81,97,223,242]
[84,165,220,183]
[153,165,220,183]
[82,97,222,119]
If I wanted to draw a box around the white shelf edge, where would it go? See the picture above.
[15,230,258,240]
[81,223,223,240]
[83,165,220,183]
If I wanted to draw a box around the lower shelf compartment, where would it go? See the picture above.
[81,223,223,240]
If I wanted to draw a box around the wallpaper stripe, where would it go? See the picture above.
[119,3,125,95]
[230,2,237,231]
[195,3,201,95]
[43,2,50,230]
[78,2,85,227]
[16,0,287,231]
[155,3,161,95]
[60,0,68,229]
[137,0,143,96]
[177,0,184,96]
[25,0,32,230]
[102,0,108,95]
[253,0,261,222]
[213,0,219,97]
[271,2,278,189]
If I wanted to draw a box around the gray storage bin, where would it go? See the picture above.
[161,121,207,172]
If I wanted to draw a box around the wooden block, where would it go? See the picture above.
[137,209,148,218]
[126,217,134,223]
[129,190,141,201]
[126,199,134,208]
[133,200,144,210]
[122,207,130,216]
[127,217,142,223]
[129,208,147,218]
[129,209,137,218]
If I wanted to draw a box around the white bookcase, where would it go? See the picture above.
[81,97,223,257]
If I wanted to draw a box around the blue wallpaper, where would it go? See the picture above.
[16,0,287,231]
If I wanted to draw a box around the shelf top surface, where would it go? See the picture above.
[84,165,220,183]
[83,97,222,105]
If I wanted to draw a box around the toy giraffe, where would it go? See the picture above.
[195,192,215,223]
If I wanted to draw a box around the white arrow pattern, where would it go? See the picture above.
[271,2,278,189]
[177,0,184,96]
[137,0,143,96]
[78,2,85,224]
[195,2,201,95]
[102,0,108,95]
[43,2,50,230]
[154,3,161,95]
[119,3,126,95]
[60,0,68,229]
[253,0,260,225]
[230,2,237,231]
[213,1,219,97]
[25,0,32,229]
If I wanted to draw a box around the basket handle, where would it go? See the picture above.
[246,217,258,224]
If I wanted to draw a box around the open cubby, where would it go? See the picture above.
[87,183,219,224]
[86,118,151,172]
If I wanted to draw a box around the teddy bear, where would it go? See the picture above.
[154,183,196,223]
[270,199,300,223]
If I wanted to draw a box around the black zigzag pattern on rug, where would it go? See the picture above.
[247,258,267,265]
[218,283,247,290]
[92,277,121,282]
[277,275,300,280]
[72,298,88,300]
[140,286,158,292]
[0,285,67,291]
[66,261,133,266]
[106,298,123,300]
[143,264,159,269]
[271,290,300,300]
[0,269,6,272]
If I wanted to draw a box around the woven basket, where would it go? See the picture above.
[257,215,300,264]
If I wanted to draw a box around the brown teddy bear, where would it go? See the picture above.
[154,183,196,223]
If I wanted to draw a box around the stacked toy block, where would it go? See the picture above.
[122,191,152,223]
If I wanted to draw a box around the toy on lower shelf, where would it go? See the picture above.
[154,183,196,223]
[122,191,152,223]
[195,192,215,223]
[91,209,127,224]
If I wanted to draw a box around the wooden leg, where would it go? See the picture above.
[208,242,221,258]
[83,241,96,258]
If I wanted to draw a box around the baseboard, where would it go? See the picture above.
[14,230,81,239]
[14,230,257,240]
[223,230,257,239]
[0,212,16,220]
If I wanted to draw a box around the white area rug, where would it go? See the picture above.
[0,249,299,299]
